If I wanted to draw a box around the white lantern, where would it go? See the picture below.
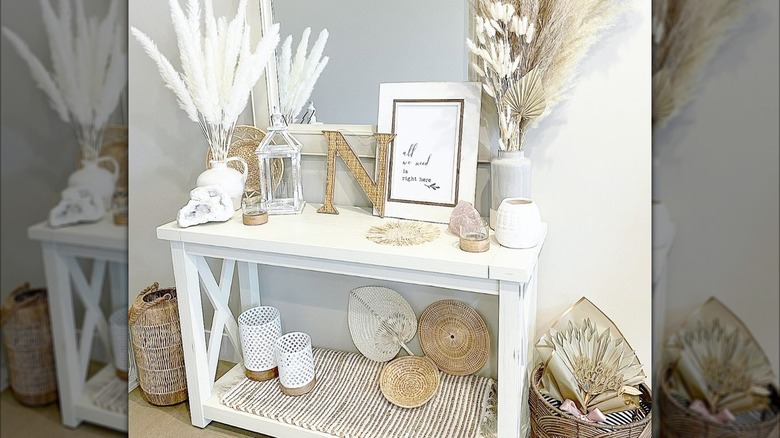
[255,112,305,215]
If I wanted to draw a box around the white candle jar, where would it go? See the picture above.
[275,332,316,396]
[238,306,282,381]
[494,197,543,249]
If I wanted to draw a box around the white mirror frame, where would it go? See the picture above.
[249,0,376,158]
[250,0,489,161]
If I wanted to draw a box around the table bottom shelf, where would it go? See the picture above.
[76,363,128,431]
[204,348,497,438]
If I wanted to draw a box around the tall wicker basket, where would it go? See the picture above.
[129,283,188,406]
[0,283,58,406]
[529,364,652,438]
[659,367,780,438]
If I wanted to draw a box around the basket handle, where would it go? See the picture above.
[0,282,32,324]
[128,282,173,325]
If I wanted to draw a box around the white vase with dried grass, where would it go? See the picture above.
[131,0,280,210]
[468,0,623,228]
[2,0,127,211]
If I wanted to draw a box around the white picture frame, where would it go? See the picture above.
[376,82,481,223]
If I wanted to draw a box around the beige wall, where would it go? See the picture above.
[129,1,651,380]
[655,0,779,377]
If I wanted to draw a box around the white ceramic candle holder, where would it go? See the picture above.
[494,197,543,249]
[109,308,128,379]
[238,306,282,381]
[275,332,316,396]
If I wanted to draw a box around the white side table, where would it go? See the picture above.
[157,204,545,438]
[28,216,128,432]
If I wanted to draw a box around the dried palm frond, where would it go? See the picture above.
[652,0,748,130]
[666,318,775,415]
[536,318,646,415]
[468,0,623,151]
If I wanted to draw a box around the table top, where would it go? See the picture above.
[157,204,545,283]
[28,215,128,251]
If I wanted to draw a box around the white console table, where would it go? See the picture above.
[28,216,128,432]
[157,204,545,438]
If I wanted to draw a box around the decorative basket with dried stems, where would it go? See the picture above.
[530,364,652,438]
[661,305,779,438]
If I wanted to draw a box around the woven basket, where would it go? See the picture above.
[0,283,58,406]
[659,367,780,438]
[379,355,440,408]
[418,299,490,376]
[530,364,652,438]
[129,283,188,406]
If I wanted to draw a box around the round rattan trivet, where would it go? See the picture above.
[379,356,440,408]
[418,300,489,376]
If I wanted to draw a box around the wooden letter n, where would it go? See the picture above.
[317,131,396,217]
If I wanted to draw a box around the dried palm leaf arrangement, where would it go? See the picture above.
[348,286,416,362]
[537,317,646,417]
[663,297,778,429]
[365,221,440,246]
[652,0,749,131]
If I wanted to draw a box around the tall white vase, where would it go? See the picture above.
[196,157,248,210]
[67,157,119,208]
[490,149,531,229]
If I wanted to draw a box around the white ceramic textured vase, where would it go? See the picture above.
[67,157,119,207]
[490,149,531,229]
[494,197,543,249]
[196,157,248,211]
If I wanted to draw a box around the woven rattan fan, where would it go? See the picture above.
[419,300,490,376]
[348,286,417,362]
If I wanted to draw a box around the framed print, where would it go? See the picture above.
[376,82,481,223]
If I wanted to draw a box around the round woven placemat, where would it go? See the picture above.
[379,355,440,409]
[418,300,489,376]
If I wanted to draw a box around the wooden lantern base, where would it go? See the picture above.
[459,236,490,253]
[243,212,268,225]
[280,378,316,396]
[246,367,278,381]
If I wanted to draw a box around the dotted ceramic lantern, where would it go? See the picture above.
[275,332,316,396]
[255,112,305,215]
[238,306,282,381]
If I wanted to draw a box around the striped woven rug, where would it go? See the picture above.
[221,348,496,438]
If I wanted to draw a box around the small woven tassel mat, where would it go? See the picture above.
[221,348,496,438]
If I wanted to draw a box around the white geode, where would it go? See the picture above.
[49,187,107,228]
[177,185,234,228]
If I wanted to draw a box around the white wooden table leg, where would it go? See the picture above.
[170,242,212,428]
[41,242,82,428]
[498,280,524,438]
[237,261,260,312]
[520,267,538,437]
[109,261,128,309]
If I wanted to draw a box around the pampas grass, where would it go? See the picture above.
[2,0,127,161]
[277,28,329,124]
[131,0,280,162]
[468,0,622,151]
[652,0,748,131]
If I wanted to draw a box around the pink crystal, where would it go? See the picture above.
[449,201,483,235]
